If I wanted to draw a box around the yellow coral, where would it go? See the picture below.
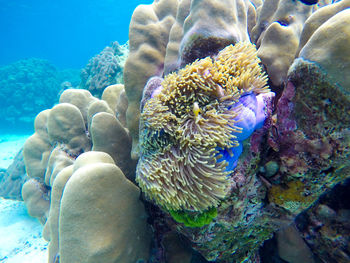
[137,42,269,212]
[268,180,316,213]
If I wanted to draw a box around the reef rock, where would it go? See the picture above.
[295,179,350,263]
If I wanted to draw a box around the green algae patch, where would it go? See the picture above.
[169,207,218,228]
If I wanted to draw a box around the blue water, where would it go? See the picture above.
[0,0,153,69]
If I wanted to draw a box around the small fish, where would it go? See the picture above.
[53,253,60,263]
[299,0,319,5]
[193,102,201,118]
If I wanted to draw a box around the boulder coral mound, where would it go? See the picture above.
[59,152,151,263]
[124,0,179,158]
[21,86,151,263]
[298,8,350,90]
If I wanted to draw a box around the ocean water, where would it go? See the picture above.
[0,0,151,133]
[0,0,153,69]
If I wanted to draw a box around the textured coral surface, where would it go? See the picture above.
[80,42,128,97]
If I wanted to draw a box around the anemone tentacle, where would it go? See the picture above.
[137,42,269,212]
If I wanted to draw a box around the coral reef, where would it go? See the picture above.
[125,0,261,157]
[123,0,350,261]
[20,0,350,262]
[0,58,79,132]
[80,41,129,97]
[124,0,350,157]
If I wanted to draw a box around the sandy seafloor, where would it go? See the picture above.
[0,134,48,263]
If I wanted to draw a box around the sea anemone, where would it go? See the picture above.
[136,42,269,212]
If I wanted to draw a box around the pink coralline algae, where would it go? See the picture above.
[265,58,350,216]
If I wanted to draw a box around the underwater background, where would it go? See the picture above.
[0,0,152,68]
[0,0,349,262]
[0,0,152,134]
